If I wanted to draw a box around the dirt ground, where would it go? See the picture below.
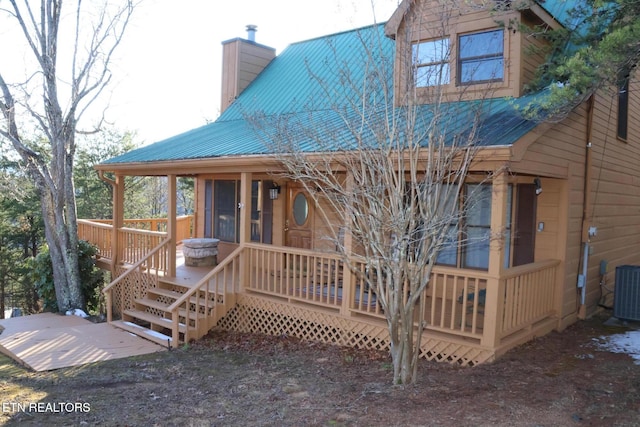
[1,312,639,426]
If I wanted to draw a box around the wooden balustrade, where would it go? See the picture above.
[175,215,193,242]
[425,266,490,338]
[244,243,345,308]
[81,218,558,350]
[167,246,242,345]
[499,259,560,338]
[78,219,113,259]
[242,243,559,346]
[118,227,168,270]
[78,216,194,266]
[103,237,172,322]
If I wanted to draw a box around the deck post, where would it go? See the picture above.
[481,171,508,348]
[112,174,125,275]
[167,174,177,277]
[239,172,253,290]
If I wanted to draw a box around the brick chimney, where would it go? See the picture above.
[220,25,276,113]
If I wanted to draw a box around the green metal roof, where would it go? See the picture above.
[104,3,577,166]
[538,0,584,29]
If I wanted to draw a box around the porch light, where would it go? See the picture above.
[269,183,281,200]
[534,178,542,195]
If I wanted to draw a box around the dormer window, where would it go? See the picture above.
[412,38,450,87]
[458,29,504,84]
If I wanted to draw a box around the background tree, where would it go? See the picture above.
[0,1,136,311]
[523,0,640,119]
[254,13,501,384]
[177,177,195,216]
[0,156,44,317]
[75,128,139,219]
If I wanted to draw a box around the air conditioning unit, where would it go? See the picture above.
[614,265,640,321]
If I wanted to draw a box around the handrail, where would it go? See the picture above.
[103,236,172,294]
[167,245,243,312]
[243,242,341,259]
[103,237,171,323]
[167,245,243,345]
[119,226,167,237]
[500,259,560,280]
[77,219,113,229]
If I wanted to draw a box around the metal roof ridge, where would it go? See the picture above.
[285,22,388,48]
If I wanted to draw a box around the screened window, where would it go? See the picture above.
[207,179,272,244]
[412,38,450,87]
[458,30,504,84]
[214,180,239,242]
[435,184,459,266]
[434,184,494,270]
[462,184,492,269]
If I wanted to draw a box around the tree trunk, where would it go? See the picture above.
[38,174,83,312]
[389,301,419,385]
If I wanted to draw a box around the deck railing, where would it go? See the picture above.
[424,266,490,338]
[78,215,193,264]
[103,237,172,322]
[245,243,346,307]
[93,232,558,349]
[499,259,560,339]
[242,243,558,346]
[118,227,168,269]
[167,246,242,346]
[78,220,113,259]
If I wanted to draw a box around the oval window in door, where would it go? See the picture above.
[293,193,309,225]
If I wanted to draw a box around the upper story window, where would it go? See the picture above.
[412,38,450,87]
[458,29,504,85]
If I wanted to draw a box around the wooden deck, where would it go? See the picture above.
[0,313,166,371]
[170,257,212,287]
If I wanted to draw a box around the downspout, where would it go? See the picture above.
[97,169,115,187]
[577,95,595,318]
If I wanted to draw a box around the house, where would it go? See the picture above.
[84,0,640,366]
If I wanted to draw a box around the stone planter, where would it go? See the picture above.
[182,238,220,267]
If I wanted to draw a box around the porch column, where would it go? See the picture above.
[481,171,508,348]
[239,172,253,244]
[340,171,354,316]
[112,174,125,276]
[238,172,252,291]
[167,174,177,277]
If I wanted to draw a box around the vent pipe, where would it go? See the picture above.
[246,25,257,42]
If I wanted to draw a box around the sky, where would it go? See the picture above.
[105,0,400,145]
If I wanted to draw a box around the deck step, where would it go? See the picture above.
[110,320,173,348]
[122,309,191,334]
[135,298,208,321]
[147,288,221,308]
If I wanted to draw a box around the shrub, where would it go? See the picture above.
[30,240,105,313]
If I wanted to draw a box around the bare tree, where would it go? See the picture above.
[254,10,503,384]
[0,0,135,311]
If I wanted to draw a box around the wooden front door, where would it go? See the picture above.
[285,184,313,249]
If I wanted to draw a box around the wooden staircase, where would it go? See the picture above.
[104,244,242,349]
[111,276,235,348]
